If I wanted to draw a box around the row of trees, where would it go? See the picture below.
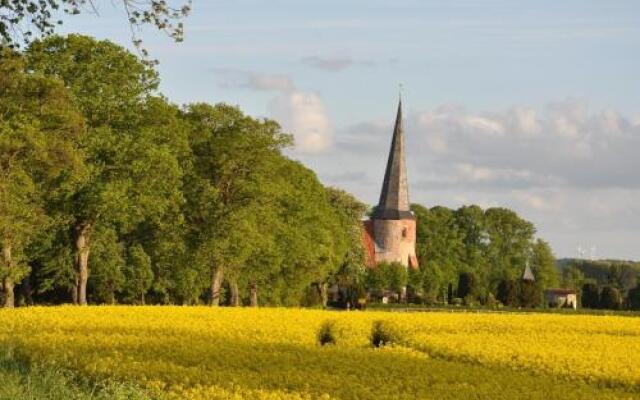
[1,34,566,310]
[0,34,367,308]
[408,204,558,304]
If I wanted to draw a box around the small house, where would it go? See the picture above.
[544,289,578,309]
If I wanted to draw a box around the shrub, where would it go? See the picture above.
[581,282,600,309]
[457,272,477,300]
[628,285,640,310]
[497,280,519,307]
[519,281,541,308]
[600,286,621,310]
[370,320,403,347]
[317,320,337,346]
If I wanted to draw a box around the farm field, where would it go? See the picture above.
[1,307,639,399]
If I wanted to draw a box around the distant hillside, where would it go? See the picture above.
[557,259,640,290]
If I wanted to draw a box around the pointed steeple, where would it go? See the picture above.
[522,263,535,281]
[373,97,414,220]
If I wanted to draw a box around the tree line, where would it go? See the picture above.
[326,204,560,309]
[560,259,640,310]
[1,34,590,310]
[0,34,369,308]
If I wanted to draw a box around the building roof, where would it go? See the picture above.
[522,263,535,281]
[362,220,376,267]
[372,98,414,220]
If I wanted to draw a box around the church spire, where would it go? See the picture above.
[373,96,414,220]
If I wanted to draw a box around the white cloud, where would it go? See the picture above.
[269,90,333,153]
[245,73,295,92]
[300,56,376,72]
[214,68,334,153]
[301,99,640,258]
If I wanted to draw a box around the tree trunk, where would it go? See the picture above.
[316,282,328,309]
[229,278,240,307]
[18,273,33,306]
[141,292,145,305]
[71,276,79,305]
[249,281,258,307]
[2,244,14,308]
[74,223,91,306]
[210,266,224,306]
[3,278,14,308]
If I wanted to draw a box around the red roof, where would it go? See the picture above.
[362,220,376,267]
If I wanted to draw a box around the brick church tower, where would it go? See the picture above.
[363,98,419,269]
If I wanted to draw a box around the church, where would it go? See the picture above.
[362,98,419,269]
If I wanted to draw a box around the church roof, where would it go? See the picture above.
[372,98,414,220]
[522,263,535,281]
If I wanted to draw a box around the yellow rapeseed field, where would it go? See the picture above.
[1,306,639,399]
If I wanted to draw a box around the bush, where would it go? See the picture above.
[600,286,621,310]
[629,285,640,310]
[497,280,519,307]
[317,320,337,346]
[581,282,600,309]
[370,320,403,347]
[457,272,477,300]
[519,281,541,308]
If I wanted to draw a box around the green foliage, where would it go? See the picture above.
[317,320,337,346]
[497,280,519,307]
[25,35,187,305]
[370,320,403,347]
[1,0,190,59]
[519,280,541,308]
[0,352,158,400]
[88,227,125,304]
[1,33,561,309]
[628,285,640,310]
[123,245,154,304]
[599,286,621,310]
[365,262,408,298]
[558,259,640,291]
[562,265,585,291]
[530,239,559,289]
[0,48,84,305]
[456,271,477,300]
[410,203,549,306]
[581,283,600,309]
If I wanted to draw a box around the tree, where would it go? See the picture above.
[0,50,84,307]
[628,285,640,310]
[457,272,477,301]
[365,264,388,297]
[581,282,600,309]
[484,208,535,286]
[1,0,190,56]
[530,239,559,290]
[497,280,519,307]
[383,262,408,298]
[412,204,463,302]
[182,102,291,306]
[599,286,621,310]
[519,280,541,308]
[454,205,490,295]
[123,244,153,304]
[325,187,368,308]
[27,35,187,305]
[561,265,585,291]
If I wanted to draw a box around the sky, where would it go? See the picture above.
[58,0,640,260]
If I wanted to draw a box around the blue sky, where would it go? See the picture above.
[60,1,640,259]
